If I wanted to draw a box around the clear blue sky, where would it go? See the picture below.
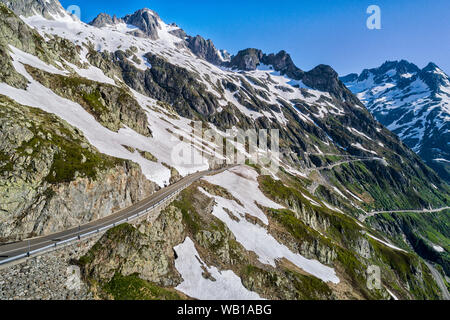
[59,0,450,75]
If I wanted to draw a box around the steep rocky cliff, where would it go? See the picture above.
[0,95,156,241]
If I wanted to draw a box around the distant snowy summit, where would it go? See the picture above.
[342,60,450,182]
[1,0,67,19]
[88,9,230,65]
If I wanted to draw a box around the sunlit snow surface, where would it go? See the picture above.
[203,166,283,224]
[200,166,340,284]
[431,244,445,253]
[0,46,209,187]
[22,13,350,125]
[174,237,263,300]
[345,66,450,154]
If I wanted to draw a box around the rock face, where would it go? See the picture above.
[89,9,163,40]
[88,13,122,28]
[0,95,156,241]
[122,9,161,40]
[302,65,354,100]
[0,3,82,89]
[228,49,302,77]
[367,211,450,276]
[228,48,264,71]
[186,35,224,65]
[261,50,304,80]
[342,60,450,182]
[80,207,185,289]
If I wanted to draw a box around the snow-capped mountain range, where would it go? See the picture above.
[0,0,449,300]
[342,61,450,182]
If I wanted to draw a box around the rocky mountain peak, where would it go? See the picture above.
[395,59,421,74]
[86,7,228,65]
[261,50,304,80]
[186,35,225,65]
[228,48,263,71]
[342,60,450,182]
[419,63,449,93]
[89,13,123,28]
[122,8,161,40]
[0,0,66,19]
[422,62,440,72]
[227,48,349,98]
[376,60,420,76]
[302,64,351,99]
[343,60,422,85]
[228,48,303,75]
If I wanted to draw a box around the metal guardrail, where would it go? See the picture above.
[0,183,191,266]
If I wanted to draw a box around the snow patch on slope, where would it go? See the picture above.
[174,237,263,300]
[202,166,283,225]
[200,166,340,284]
[0,46,209,187]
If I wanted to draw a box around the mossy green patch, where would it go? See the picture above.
[0,94,124,184]
[259,175,363,246]
[103,273,182,300]
[285,269,333,300]
[173,189,203,235]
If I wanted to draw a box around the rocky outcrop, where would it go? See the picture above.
[228,48,263,71]
[122,9,161,40]
[186,35,224,65]
[0,95,156,241]
[302,64,351,99]
[88,13,122,28]
[168,23,187,39]
[80,206,185,288]
[0,3,81,78]
[261,50,304,79]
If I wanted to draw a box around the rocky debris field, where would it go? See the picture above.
[0,238,99,300]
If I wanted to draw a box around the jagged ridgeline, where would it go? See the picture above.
[0,0,449,300]
[342,60,450,183]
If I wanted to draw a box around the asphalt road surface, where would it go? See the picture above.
[0,166,230,266]
[360,207,450,222]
